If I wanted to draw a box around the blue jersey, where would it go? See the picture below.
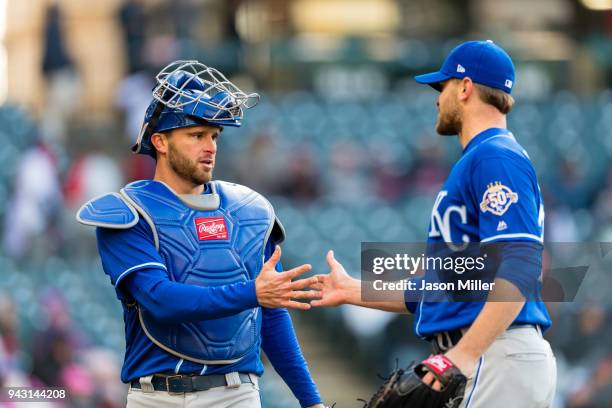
[96,217,321,407]
[410,127,551,338]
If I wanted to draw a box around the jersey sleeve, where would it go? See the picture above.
[471,152,545,299]
[96,219,167,300]
[471,153,544,243]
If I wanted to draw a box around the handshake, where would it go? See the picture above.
[254,246,356,310]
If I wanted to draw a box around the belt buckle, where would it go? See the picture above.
[165,374,185,395]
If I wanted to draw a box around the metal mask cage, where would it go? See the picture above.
[152,60,260,123]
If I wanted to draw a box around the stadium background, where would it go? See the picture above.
[0,0,611,406]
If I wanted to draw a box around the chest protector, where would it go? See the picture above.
[120,180,276,365]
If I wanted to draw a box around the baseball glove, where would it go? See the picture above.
[365,354,467,408]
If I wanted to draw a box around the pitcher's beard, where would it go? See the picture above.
[436,108,462,136]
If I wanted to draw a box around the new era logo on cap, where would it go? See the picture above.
[457,64,466,73]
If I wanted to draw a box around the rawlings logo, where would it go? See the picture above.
[480,181,518,216]
[194,217,228,240]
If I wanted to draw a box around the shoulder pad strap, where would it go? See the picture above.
[76,192,139,229]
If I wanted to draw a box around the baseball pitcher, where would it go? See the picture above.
[313,41,557,408]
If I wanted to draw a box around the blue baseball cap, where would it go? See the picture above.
[415,40,515,94]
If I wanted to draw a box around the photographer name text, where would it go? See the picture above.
[371,279,495,291]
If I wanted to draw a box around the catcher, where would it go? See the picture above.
[312,41,556,408]
[77,60,325,408]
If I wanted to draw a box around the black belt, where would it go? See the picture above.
[130,373,253,393]
[431,324,539,354]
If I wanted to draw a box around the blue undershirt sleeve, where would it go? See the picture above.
[123,269,259,322]
[485,241,543,300]
[260,242,322,408]
[96,220,259,322]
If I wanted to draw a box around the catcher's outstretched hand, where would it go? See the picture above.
[255,246,321,310]
[310,250,356,307]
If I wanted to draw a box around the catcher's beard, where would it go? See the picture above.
[167,141,213,186]
[436,101,463,136]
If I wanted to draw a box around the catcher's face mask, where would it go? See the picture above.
[133,60,260,157]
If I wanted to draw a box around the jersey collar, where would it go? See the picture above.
[463,127,513,154]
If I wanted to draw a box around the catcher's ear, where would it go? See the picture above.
[150,132,169,156]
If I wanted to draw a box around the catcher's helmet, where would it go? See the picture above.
[132,60,259,157]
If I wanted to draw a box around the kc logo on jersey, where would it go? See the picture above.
[480,181,518,216]
[195,217,228,240]
[429,190,470,250]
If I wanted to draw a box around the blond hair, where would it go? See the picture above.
[474,83,515,114]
